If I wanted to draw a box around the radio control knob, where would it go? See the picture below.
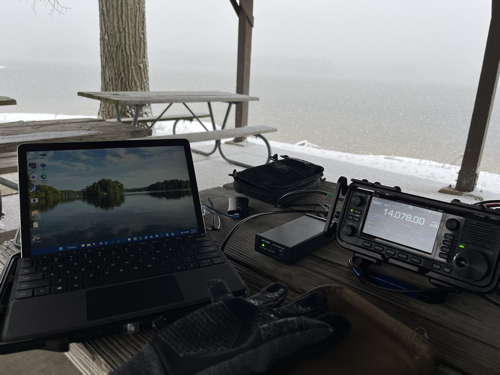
[342,225,355,237]
[445,218,460,231]
[351,196,364,207]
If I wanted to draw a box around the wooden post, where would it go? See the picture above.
[456,0,500,192]
[232,0,254,141]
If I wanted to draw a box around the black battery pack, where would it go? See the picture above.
[255,215,335,264]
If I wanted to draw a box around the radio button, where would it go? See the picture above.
[445,218,460,231]
[440,246,451,253]
[439,253,449,260]
[443,266,452,273]
[442,240,452,246]
[410,257,422,264]
[374,245,384,252]
[342,226,356,237]
[385,249,396,256]
[352,196,364,206]
[432,264,442,270]
[444,234,454,240]
[362,241,372,248]
[397,253,408,260]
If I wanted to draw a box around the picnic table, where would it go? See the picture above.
[1,180,498,374]
[0,118,151,176]
[78,91,277,168]
[0,96,17,107]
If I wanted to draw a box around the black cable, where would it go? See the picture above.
[363,279,458,294]
[220,209,320,253]
[474,200,500,206]
[349,257,459,294]
[274,190,333,207]
[478,293,500,308]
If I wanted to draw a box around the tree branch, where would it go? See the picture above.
[31,0,70,16]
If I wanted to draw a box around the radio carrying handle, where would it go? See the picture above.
[324,176,348,238]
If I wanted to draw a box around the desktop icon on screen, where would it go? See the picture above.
[41,174,48,180]
[29,186,38,193]
[40,163,46,169]
[30,175,36,181]
[30,198,38,204]
[29,163,36,169]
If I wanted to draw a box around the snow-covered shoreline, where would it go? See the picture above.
[1,112,499,203]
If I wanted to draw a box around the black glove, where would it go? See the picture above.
[113,280,351,375]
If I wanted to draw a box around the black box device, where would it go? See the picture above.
[255,215,335,264]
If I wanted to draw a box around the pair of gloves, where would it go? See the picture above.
[113,280,351,375]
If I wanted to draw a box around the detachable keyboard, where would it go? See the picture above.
[14,234,224,299]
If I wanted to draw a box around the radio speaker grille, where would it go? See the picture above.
[461,220,500,251]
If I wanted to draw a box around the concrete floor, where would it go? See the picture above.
[0,350,80,375]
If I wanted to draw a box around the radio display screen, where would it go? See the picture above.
[362,197,443,254]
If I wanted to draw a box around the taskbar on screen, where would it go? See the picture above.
[31,228,200,256]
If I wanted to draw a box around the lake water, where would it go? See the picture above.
[30,190,199,251]
[1,58,499,173]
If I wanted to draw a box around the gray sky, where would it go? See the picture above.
[0,0,490,81]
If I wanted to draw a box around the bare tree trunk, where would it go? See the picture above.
[98,0,152,120]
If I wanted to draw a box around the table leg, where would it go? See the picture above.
[131,105,143,127]
[148,103,173,129]
[218,134,273,169]
[114,105,122,123]
[182,103,218,156]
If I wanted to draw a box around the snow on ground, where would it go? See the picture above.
[0,113,96,123]
[1,115,499,233]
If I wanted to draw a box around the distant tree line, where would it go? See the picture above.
[146,179,191,191]
[82,179,125,196]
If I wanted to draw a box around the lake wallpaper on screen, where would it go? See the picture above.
[27,146,199,251]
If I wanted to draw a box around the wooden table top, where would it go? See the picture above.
[206,182,500,375]
[77,91,259,106]
[1,182,498,374]
[0,96,17,106]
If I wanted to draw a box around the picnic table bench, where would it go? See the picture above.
[78,91,277,168]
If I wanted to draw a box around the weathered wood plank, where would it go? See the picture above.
[106,113,210,124]
[78,91,259,105]
[0,96,17,106]
[133,125,276,143]
[0,119,152,154]
[199,184,500,375]
[0,155,17,175]
[0,118,96,129]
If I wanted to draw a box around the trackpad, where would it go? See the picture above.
[86,276,184,321]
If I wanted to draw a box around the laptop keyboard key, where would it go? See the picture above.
[17,279,51,290]
[174,265,186,272]
[70,282,84,291]
[198,246,217,254]
[212,257,224,264]
[55,278,67,285]
[18,273,44,282]
[53,285,67,294]
[195,252,220,261]
[185,262,199,270]
[34,287,51,297]
[15,290,33,299]
[20,267,36,275]
[20,260,33,268]
[198,259,213,267]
